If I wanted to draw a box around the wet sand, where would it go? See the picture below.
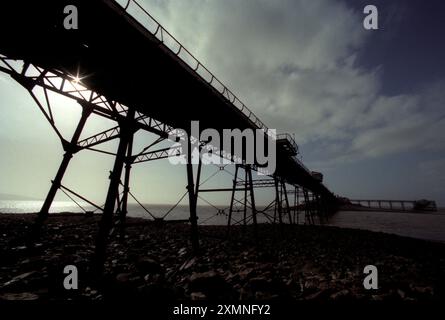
[0,213,444,302]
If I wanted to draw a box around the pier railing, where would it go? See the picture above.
[114,0,274,138]
[112,0,318,176]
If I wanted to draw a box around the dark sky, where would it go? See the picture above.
[349,0,445,95]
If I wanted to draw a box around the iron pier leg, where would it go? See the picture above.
[315,193,323,224]
[119,134,134,239]
[303,188,312,225]
[311,191,317,224]
[246,166,258,240]
[293,186,297,224]
[296,187,300,225]
[274,177,283,225]
[194,159,202,203]
[243,168,248,229]
[186,137,200,255]
[227,164,239,237]
[273,202,277,223]
[93,109,135,276]
[28,105,91,245]
[282,180,292,224]
[194,158,203,225]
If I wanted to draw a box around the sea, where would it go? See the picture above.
[1,200,444,243]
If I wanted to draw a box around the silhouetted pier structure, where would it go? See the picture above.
[349,199,437,212]
[0,0,336,273]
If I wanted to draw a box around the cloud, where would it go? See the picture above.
[0,72,7,82]
[314,81,445,166]
[139,0,445,167]
[419,159,445,179]
[141,0,367,123]
[418,158,445,197]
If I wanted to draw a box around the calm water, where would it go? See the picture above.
[0,200,271,226]
[327,210,445,243]
[1,200,444,243]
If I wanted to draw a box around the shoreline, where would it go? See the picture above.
[1,213,444,302]
[2,209,445,243]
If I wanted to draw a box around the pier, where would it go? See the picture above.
[349,199,437,212]
[0,0,336,272]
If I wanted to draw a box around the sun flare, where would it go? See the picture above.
[72,76,81,84]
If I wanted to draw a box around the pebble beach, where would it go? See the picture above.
[0,213,444,302]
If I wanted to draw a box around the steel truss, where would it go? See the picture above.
[0,54,328,274]
[0,55,179,271]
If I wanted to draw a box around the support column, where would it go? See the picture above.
[227,165,239,237]
[246,166,258,240]
[296,186,300,225]
[243,168,248,228]
[313,194,317,223]
[281,180,292,224]
[274,177,283,225]
[303,188,312,225]
[93,109,135,275]
[315,194,322,224]
[119,134,134,239]
[186,136,200,255]
[28,105,92,245]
